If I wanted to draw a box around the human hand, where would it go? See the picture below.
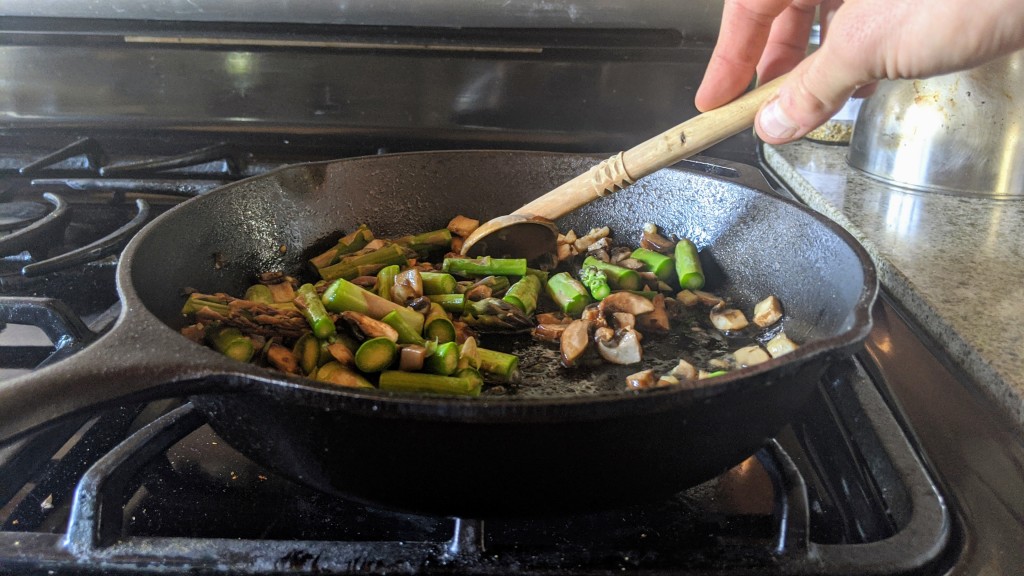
[695,0,1024,144]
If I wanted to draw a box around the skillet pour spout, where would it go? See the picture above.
[0,151,877,516]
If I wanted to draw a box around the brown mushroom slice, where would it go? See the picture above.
[669,359,698,382]
[341,311,400,342]
[694,290,724,307]
[391,268,424,304]
[626,368,658,390]
[656,374,680,387]
[753,295,784,327]
[595,327,643,365]
[611,312,636,331]
[266,343,300,374]
[535,312,570,325]
[675,289,700,307]
[734,345,771,367]
[710,302,749,332]
[447,215,480,238]
[532,323,568,342]
[560,319,592,367]
[766,332,800,357]
[599,291,655,316]
[325,342,355,365]
[573,226,611,253]
[640,222,674,253]
[636,293,670,333]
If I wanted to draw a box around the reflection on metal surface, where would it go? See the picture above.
[125,36,545,53]
[850,53,1024,198]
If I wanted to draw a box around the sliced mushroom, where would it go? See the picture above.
[350,275,379,290]
[693,290,724,307]
[535,312,570,325]
[599,291,655,316]
[609,246,633,263]
[616,258,644,271]
[669,359,698,382]
[675,289,700,307]
[611,312,636,331]
[734,345,771,367]
[340,311,399,342]
[463,283,492,301]
[533,323,568,342]
[753,295,784,327]
[595,327,643,365]
[325,341,355,365]
[766,332,799,357]
[636,293,670,333]
[710,301,749,332]
[560,319,592,367]
[391,268,424,304]
[266,343,300,374]
[573,226,611,253]
[447,214,480,238]
[640,222,675,253]
[626,368,658,390]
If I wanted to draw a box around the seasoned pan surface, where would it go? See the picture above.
[0,151,877,516]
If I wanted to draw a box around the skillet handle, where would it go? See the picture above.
[0,298,235,447]
[514,73,788,220]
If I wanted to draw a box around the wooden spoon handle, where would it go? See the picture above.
[514,73,788,220]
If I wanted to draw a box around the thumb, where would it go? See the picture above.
[755,46,864,144]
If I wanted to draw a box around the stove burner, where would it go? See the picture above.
[0,201,48,232]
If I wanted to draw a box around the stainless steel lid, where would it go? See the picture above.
[848,53,1024,198]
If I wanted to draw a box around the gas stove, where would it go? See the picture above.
[0,10,1021,576]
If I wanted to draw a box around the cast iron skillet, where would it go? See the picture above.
[0,151,877,517]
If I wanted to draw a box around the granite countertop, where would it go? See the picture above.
[763,140,1024,427]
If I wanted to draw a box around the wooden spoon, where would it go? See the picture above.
[460,74,788,260]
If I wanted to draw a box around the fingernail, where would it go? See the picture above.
[759,99,799,140]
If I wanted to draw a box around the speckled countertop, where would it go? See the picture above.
[763,140,1024,427]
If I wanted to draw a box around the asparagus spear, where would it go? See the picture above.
[423,302,456,343]
[376,264,399,301]
[354,336,398,372]
[378,370,482,397]
[674,238,705,290]
[427,293,465,314]
[423,341,460,375]
[315,361,375,389]
[442,256,527,278]
[582,256,642,290]
[503,274,542,315]
[420,271,458,295]
[294,283,336,339]
[318,244,409,282]
[309,224,374,269]
[381,309,427,345]
[206,326,254,363]
[630,247,676,282]
[578,266,611,301]
[322,278,425,334]
[546,272,592,317]
[244,284,275,304]
[462,298,535,331]
[394,228,452,255]
[292,332,321,375]
[477,347,520,382]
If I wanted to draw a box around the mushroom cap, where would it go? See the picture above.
[599,292,655,316]
[595,327,643,365]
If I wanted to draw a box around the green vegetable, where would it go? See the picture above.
[545,272,592,317]
[381,310,426,345]
[442,256,527,278]
[394,228,452,255]
[423,303,456,343]
[243,284,275,304]
[322,278,425,334]
[378,370,482,397]
[503,274,542,315]
[427,293,465,314]
[578,266,611,300]
[292,332,321,375]
[674,238,705,290]
[581,256,641,290]
[354,336,397,372]
[315,361,374,389]
[420,271,458,295]
[294,283,336,339]
[477,347,519,382]
[309,224,374,269]
[424,341,459,375]
[318,244,408,282]
[206,326,254,363]
[630,247,675,282]
[376,264,400,301]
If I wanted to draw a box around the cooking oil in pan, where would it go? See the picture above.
[482,311,757,398]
